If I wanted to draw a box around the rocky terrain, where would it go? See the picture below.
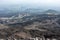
[0,10,60,40]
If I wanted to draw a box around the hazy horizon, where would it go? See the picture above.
[0,0,60,11]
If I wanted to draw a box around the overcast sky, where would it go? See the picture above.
[0,0,59,5]
[0,0,60,10]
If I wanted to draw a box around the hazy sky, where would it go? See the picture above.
[0,0,60,10]
[0,0,60,5]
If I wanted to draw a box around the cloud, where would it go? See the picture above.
[0,0,60,7]
[0,0,60,4]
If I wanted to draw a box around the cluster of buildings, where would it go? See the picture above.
[0,13,30,24]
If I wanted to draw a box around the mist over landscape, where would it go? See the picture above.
[0,0,60,14]
[0,0,60,40]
